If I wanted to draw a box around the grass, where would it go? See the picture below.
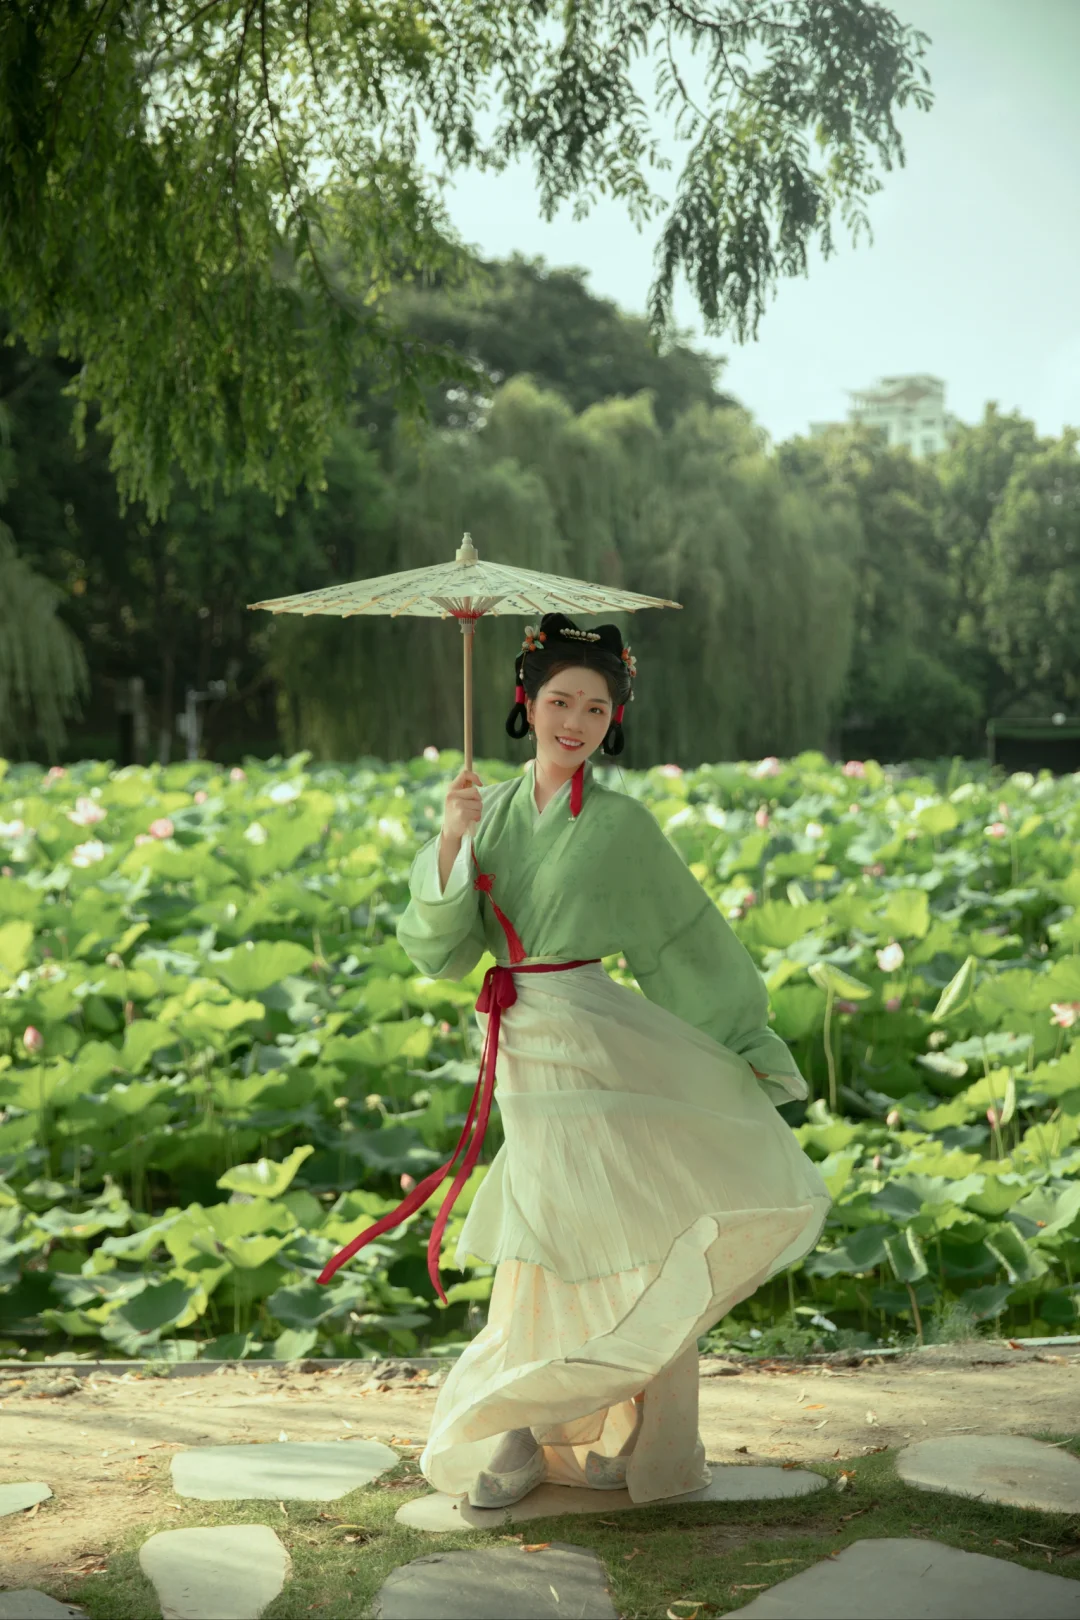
[50,1436,1080,1619]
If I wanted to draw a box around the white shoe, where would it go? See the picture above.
[584,1449,629,1489]
[467,1444,546,1509]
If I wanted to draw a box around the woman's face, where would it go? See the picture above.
[526,665,614,772]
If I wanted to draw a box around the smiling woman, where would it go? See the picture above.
[314,610,832,1514]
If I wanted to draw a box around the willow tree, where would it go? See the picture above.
[1,1,932,519]
[0,523,89,761]
[269,376,861,767]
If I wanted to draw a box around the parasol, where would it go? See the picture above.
[247,533,681,770]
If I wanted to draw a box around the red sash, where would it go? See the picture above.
[316,834,598,1302]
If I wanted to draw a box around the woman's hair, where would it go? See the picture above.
[504,612,632,757]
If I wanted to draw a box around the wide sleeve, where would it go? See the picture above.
[620,806,807,1106]
[396,830,487,981]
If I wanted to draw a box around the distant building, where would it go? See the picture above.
[810,374,960,457]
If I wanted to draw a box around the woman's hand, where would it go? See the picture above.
[441,768,483,843]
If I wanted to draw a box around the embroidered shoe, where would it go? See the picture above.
[584,1449,630,1490]
[467,1444,546,1510]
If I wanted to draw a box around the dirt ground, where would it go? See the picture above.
[1,1344,1077,1592]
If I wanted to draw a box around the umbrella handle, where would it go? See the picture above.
[462,618,474,774]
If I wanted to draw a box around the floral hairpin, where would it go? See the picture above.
[522,624,546,653]
[621,645,638,678]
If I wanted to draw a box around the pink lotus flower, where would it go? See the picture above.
[886,1108,901,1128]
[193,790,208,805]
[862,862,886,878]
[659,763,684,778]
[134,833,155,847]
[67,795,106,827]
[43,765,67,786]
[438,1020,452,1035]
[23,1025,44,1056]
[754,805,770,828]
[986,822,1008,839]
[148,818,174,839]
[842,760,866,778]
[1050,1002,1080,1029]
[400,1173,417,1193]
[987,1106,1002,1127]
[71,839,106,866]
[230,767,246,782]
[752,756,781,778]
[835,999,860,1014]
[423,746,440,762]
[885,996,903,1012]
[876,942,905,973]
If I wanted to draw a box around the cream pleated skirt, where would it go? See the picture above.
[419,962,831,1505]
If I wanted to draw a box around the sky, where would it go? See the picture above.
[419,0,1079,449]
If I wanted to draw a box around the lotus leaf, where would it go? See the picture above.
[217,1144,315,1199]
[212,939,315,995]
[885,1228,929,1282]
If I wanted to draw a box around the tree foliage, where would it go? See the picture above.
[0,0,932,514]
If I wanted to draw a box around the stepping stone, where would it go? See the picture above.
[171,1439,397,1500]
[0,1596,85,1619]
[0,1482,52,1517]
[139,1524,290,1620]
[371,1540,617,1619]
[725,1536,1080,1618]
[396,1463,827,1531]
[897,1434,1080,1513]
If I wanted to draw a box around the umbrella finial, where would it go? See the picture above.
[456,532,479,565]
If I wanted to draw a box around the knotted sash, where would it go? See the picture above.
[317,818,598,1303]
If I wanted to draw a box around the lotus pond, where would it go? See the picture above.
[1,747,1078,1364]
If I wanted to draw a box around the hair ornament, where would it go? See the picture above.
[621,645,637,679]
[521,624,548,653]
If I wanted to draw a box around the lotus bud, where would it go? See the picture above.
[438,1020,452,1035]
[885,996,902,1012]
[754,805,770,828]
[835,999,860,1015]
[124,1001,136,1025]
[987,1106,1002,1127]
[365,1093,382,1110]
[23,1025,44,1056]
[334,1096,349,1110]
[1,865,12,877]
[423,746,440,762]
[230,767,247,782]
[400,1173,417,1192]
[886,1108,901,1128]
[148,817,174,839]
[872,1154,883,1170]
[105,952,124,969]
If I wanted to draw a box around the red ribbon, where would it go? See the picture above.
[315,957,599,1302]
[316,828,596,1303]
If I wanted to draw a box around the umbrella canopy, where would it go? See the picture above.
[248,533,681,768]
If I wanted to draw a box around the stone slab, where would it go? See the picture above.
[0,1595,85,1619]
[0,1482,52,1517]
[371,1541,618,1619]
[170,1439,397,1500]
[897,1434,1080,1513]
[726,1536,1080,1618]
[396,1463,827,1531]
[139,1524,290,1620]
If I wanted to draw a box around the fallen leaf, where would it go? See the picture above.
[624,1549,643,1562]
[1018,1537,1054,1551]
[521,1543,552,1552]
[745,1560,795,1567]
[804,1403,826,1411]
[994,1538,1017,1551]
[865,1410,878,1425]
[734,1445,749,1454]
[550,1586,560,1604]
[1007,1339,1024,1349]
[864,1444,889,1455]
[840,1507,869,1522]
[781,1462,799,1471]
[278,1501,288,1517]
[729,1585,768,1593]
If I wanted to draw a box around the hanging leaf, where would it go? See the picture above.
[217,1144,315,1200]
[931,955,977,1022]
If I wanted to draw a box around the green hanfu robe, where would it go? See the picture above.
[399,758,831,1507]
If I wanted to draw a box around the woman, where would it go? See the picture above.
[334,612,831,1511]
